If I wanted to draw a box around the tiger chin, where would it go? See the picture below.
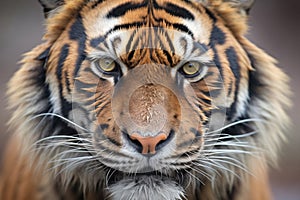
[0,0,291,200]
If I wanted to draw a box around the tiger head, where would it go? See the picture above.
[8,0,290,199]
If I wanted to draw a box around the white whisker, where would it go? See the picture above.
[202,149,253,155]
[183,169,204,185]
[208,158,252,175]
[204,141,258,150]
[32,135,91,146]
[31,113,89,132]
[205,118,265,135]
[191,160,220,176]
[201,159,239,178]
[184,164,212,181]
[204,131,258,142]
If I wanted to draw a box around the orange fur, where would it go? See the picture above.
[0,0,290,199]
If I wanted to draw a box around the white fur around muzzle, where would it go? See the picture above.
[108,176,185,200]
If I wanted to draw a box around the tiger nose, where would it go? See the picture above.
[129,133,168,155]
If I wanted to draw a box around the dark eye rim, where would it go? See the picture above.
[178,61,203,79]
[95,59,121,76]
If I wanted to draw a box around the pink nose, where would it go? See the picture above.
[129,133,168,154]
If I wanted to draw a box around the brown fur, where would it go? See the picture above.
[0,0,290,199]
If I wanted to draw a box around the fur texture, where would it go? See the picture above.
[0,0,290,199]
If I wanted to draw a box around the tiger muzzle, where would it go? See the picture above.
[123,83,181,155]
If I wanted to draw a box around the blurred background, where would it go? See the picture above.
[0,0,299,199]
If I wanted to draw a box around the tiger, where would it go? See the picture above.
[0,0,291,199]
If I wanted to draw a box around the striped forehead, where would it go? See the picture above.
[84,0,212,44]
[83,0,213,64]
[88,27,197,61]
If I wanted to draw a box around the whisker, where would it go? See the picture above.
[200,159,239,178]
[105,168,116,187]
[209,156,247,167]
[203,141,259,150]
[51,149,93,160]
[30,109,53,136]
[191,160,220,176]
[204,131,258,142]
[183,169,205,185]
[202,149,253,155]
[32,135,91,146]
[205,118,265,135]
[208,158,252,175]
[51,156,99,174]
[31,113,89,132]
[184,164,212,181]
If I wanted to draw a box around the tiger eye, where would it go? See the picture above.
[98,58,116,72]
[182,61,201,75]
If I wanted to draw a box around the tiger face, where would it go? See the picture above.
[6,0,290,199]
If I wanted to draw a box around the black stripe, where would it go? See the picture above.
[95,101,111,117]
[74,79,97,106]
[207,4,224,78]
[127,50,135,62]
[126,35,142,64]
[165,31,175,54]
[106,1,147,18]
[247,53,264,98]
[225,47,240,119]
[192,42,208,55]
[64,70,71,93]
[162,49,173,66]
[153,29,172,65]
[106,20,193,39]
[164,2,194,20]
[91,0,106,9]
[210,47,224,78]
[152,0,160,9]
[200,97,211,106]
[90,36,105,48]
[190,127,201,138]
[34,46,79,138]
[204,7,217,22]
[153,0,195,20]
[57,44,72,118]
[56,44,69,84]
[33,59,52,115]
[198,98,212,119]
[125,29,137,53]
[99,123,109,130]
[173,23,193,37]
[106,21,146,36]
[210,25,226,45]
[37,47,51,61]
[129,32,141,54]
[69,15,87,76]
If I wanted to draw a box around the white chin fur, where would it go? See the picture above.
[108,176,185,200]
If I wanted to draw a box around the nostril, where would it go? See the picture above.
[130,133,167,154]
[155,129,174,151]
[124,133,143,153]
[124,130,174,155]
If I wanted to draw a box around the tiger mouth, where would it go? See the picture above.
[107,169,183,186]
